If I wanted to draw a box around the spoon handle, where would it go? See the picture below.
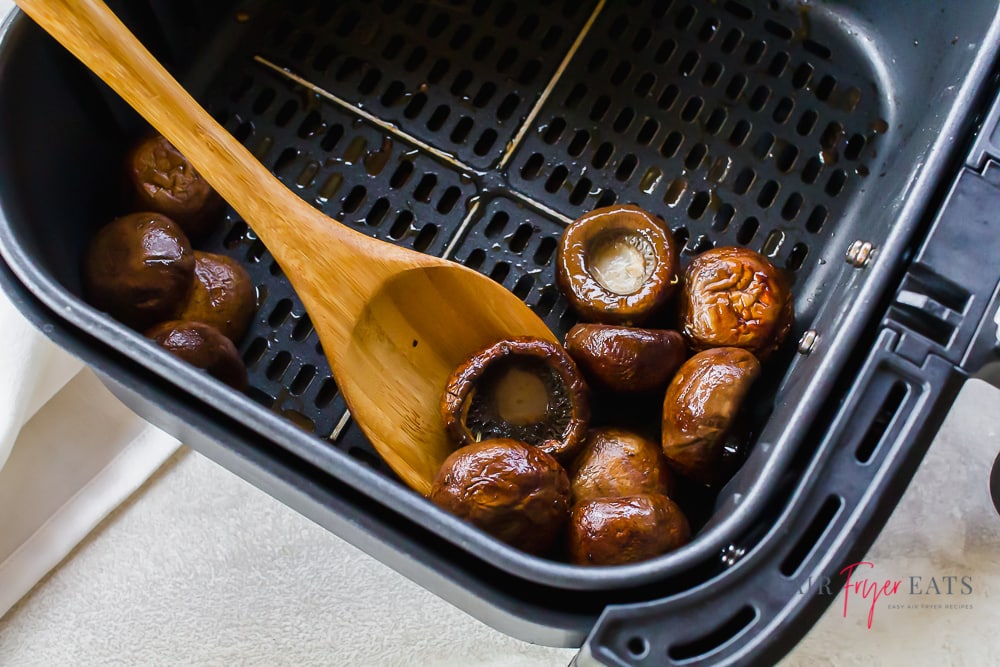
[15,0,345,258]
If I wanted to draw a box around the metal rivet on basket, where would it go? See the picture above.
[798,329,820,355]
[721,544,746,567]
[845,240,875,267]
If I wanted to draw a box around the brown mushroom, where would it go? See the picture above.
[565,323,686,393]
[678,246,793,358]
[567,493,691,565]
[178,251,256,343]
[430,438,571,555]
[146,320,248,391]
[569,427,675,504]
[83,212,194,330]
[556,205,679,324]
[441,337,590,463]
[126,134,224,240]
[661,347,760,484]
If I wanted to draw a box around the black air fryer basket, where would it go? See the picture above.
[3,1,1000,664]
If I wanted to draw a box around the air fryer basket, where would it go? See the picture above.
[3,0,1000,663]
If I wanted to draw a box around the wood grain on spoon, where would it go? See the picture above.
[17,0,555,495]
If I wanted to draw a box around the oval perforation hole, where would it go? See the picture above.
[451,24,472,50]
[243,336,269,370]
[806,205,828,232]
[595,189,617,207]
[757,180,780,208]
[775,143,799,172]
[565,83,587,109]
[632,26,652,51]
[678,51,700,77]
[464,248,486,270]
[474,129,498,155]
[733,167,755,194]
[405,47,427,72]
[224,221,248,249]
[702,62,724,87]
[357,68,381,94]
[512,274,533,299]
[473,82,496,108]
[713,203,735,231]
[429,59,450,83]
[380,80,406,107]
[382,34,404,60]
[451,69,474,96]
[826,169,848,196]
[737,217,759,244]
[450,116,474,143]
[655,38,677,64]
[704,108,727,135]
[473,35,495,61]
[246,238,267,264]
[681,97,704,122]
[497,93,520,121]
[816,75,836,101]
[342,185,366,214]
[753,132,775,159]
[532,285,558,317]
[593,141,614,167]
[427,105,450,131]
[745,40,766,65]
[545,166,569,192]
[266,350,292,382]
[688,191,711,219]
[485,211,509,238]
[800,156,822,184]
[786,242,808,270]
[721,27,743,53]
[725,73,748,100]
[729,119,751,146]
[634,72,656,97]
[590,95,612,122]
[508,223,534,253]
[365,198,389,227]
[314,378,338,409]
[675,5,697,29]
[773,97,794,123]
[489,262,511,284]
[613,108,635,133]
[403,93,427,119]
[570,177,592,205]
[291,314,313,341]
[414,174,437,201]
[636,118,659,145]
[253,87,276,114]
[615,155,638,181]
[845,134,867,160]
[413,225,437,252]
[610,60,632,86]
[496,47,517,74]
[748,85,770,111]
[673,226,690,249]
[781,192,804,220]
[658,84,680,111]
[768,51,789,77]
[389,211,414,240]
[521,153,544,180]
[275,99,298,128]
[685,143,708,170]
[533,237,557,265]
[289,365,316,396]
[390,160,414,189]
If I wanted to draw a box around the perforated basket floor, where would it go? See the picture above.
[193,0,888,479]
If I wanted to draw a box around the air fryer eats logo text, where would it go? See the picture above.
[798,561,974,628]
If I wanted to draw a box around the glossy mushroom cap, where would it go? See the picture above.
[127,134,224,240]
[441,337,590,463]
[556,205,679,325]
[565,323,687,393]
[430,438,571,555]
[567,493,691,565]
[661,347,760,484]
[569,427,675,504]
[678,246,793,358]
[146,320,248,391]
[178,251,256,342]
[83,212,194,330]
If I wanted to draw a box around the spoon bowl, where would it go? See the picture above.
[17,0,555,494]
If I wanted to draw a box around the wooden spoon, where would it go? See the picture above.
[17,0,555,495]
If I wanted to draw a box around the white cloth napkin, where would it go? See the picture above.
[0,286,180,616]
